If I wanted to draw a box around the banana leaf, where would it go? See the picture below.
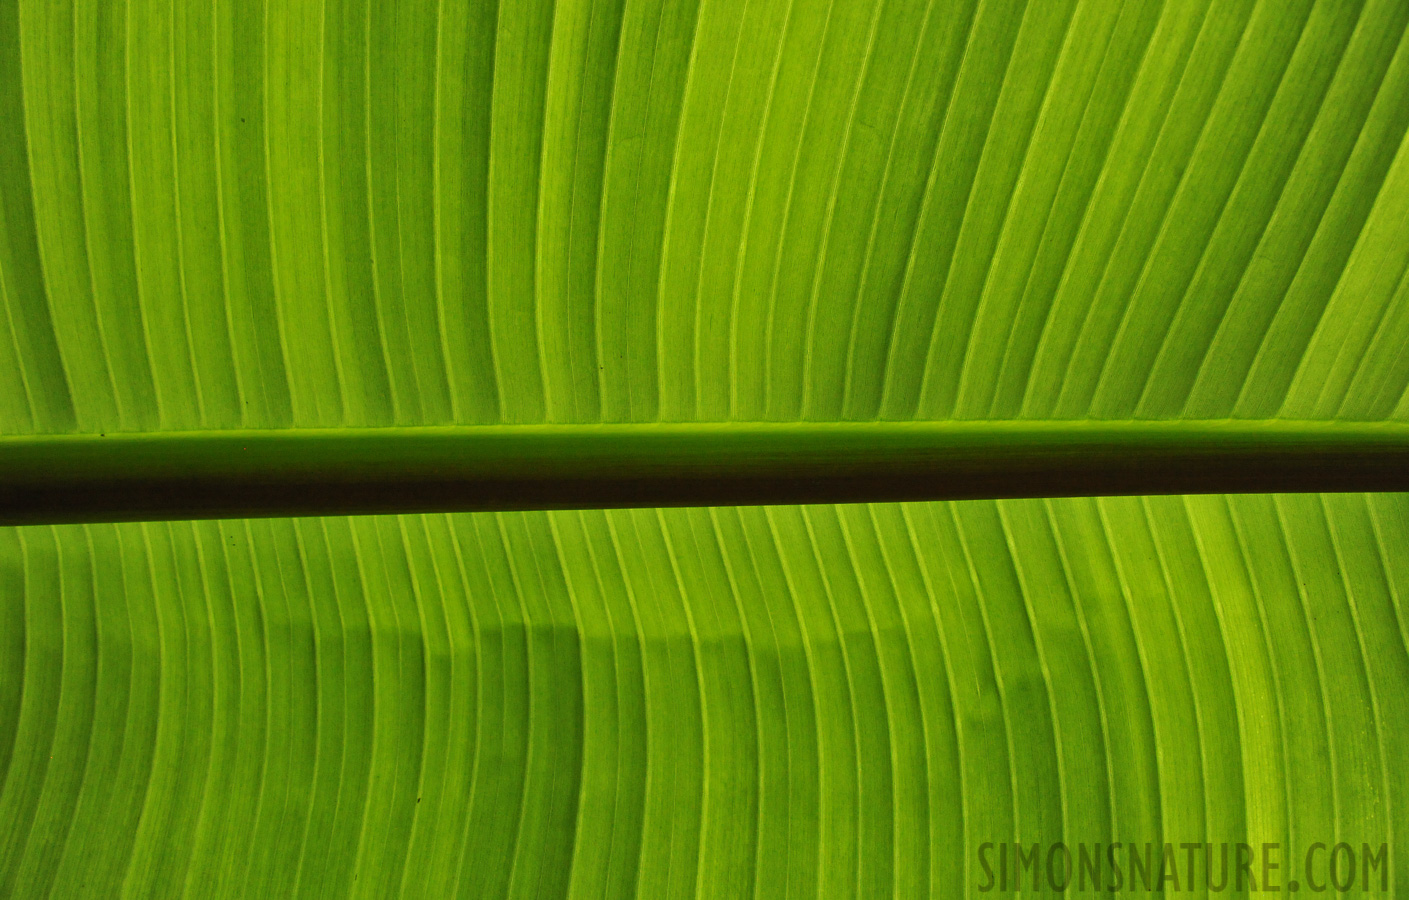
[2,0,1408,895]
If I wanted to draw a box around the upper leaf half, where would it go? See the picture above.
[2,0,1407,436]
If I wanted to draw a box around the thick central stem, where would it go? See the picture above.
[3,421,1407,525]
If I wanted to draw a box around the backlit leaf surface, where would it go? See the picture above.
[2,0,1408,894]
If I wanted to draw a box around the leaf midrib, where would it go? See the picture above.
[3,420,1407,525]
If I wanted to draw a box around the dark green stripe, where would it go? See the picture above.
[3,421,1407,525]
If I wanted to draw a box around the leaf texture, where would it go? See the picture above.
[1,0,1408,432]
[3,0,1409,896]
[2,496,1408,896]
